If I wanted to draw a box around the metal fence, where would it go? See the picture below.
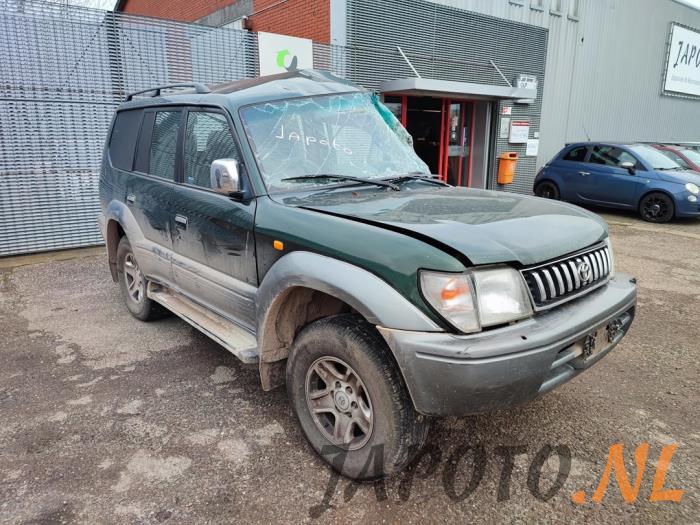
[1,0,261,256]
[0,0,534,256]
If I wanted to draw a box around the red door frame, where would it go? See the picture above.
[441,100,475,185]
[399,96,475,186]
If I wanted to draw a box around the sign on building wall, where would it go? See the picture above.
[258,32,314,76]
[509,120,530,144]
[663,23,700,98]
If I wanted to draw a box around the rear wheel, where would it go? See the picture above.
[639,192,674,223]
[286,314,429,479]
[534,180,560,200]
[117,237,168,321]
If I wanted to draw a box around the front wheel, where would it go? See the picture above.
[639,192,674,223]
[117,237,168,321]
[534,180,560,200]
[286,314,429,480]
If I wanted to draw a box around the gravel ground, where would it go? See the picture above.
[0,211,698,524]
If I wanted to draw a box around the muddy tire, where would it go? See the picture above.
[116,237,168,321]
[639,192,674,223]
[286,314,429,480]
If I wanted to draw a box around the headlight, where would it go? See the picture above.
[419,272,479,333]
[686,182,699,195]
[605,237,615,277]
[420,267,533,334]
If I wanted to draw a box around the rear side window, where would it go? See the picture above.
[149,111,181,180]
[108,110,142,171]
[184,112,239,188]
[561,146,587,162]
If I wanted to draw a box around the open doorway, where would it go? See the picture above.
[384,95,479,187]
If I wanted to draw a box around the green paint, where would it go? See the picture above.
[275,49,290,69]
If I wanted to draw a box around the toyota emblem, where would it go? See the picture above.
[577,261,592,282]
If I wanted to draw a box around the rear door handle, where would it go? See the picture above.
[126,193,135,204]
[579,171,590,176]
[174,214,188,229]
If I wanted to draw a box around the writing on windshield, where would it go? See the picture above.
[240,92,429,191]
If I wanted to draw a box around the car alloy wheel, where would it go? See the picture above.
[304,356,373,450]
[122,253,145,304]
[641,194,673,223]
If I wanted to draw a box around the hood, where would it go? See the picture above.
[654,169,700,185]
[274,185,608,266]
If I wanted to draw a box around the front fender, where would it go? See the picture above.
[256,251,441,333]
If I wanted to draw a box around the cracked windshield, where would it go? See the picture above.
[240,92,429,191]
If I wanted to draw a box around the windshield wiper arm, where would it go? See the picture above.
[382,173,450,186]
[281,174,399,191]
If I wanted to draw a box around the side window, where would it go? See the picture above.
[184,112,239,188]
[561,146,587,162]
[108,110,142,171]
[148,111,181,180]
[588,146,637,168]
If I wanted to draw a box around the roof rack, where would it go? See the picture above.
[125,82,211,101]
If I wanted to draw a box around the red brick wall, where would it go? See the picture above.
[120,0,234,22]
[119,0,330,43]
[249,0,329,43]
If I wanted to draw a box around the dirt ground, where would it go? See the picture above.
[0,210,698,524]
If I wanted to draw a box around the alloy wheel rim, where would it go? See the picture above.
[123,253,145,303]
[305,356,373,450]
[643,197,668,220]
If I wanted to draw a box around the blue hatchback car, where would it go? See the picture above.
[534,142,700,223]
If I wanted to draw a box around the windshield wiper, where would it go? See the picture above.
[281,174,399,191]
[656,167,685,171]
[382,173,450,186]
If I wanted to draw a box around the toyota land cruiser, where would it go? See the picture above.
[99,70,637,479]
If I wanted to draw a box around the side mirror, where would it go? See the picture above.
[210,158,241,195]
[620,161,636,175]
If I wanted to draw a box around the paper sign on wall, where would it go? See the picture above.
[499,118,510,139]
[258,32,313,76]
[526,138,539,156]
[508,120,530,144]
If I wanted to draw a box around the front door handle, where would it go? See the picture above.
[174,214,188,229]
[579,171,590,176]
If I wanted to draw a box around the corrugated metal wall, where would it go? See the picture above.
[565,0,700,147]
[428,0,700,166]
[345,0,549,195]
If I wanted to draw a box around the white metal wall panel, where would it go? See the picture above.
[565,0,700,147]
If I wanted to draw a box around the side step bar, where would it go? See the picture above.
[147,283,259,364]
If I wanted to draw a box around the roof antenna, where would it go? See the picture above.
[582,125,591,142]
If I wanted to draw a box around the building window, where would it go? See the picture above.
[530,0,544,11]
[568,0,580,20]
[550,0,563,15]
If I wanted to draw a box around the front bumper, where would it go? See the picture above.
[675,196,700,218]
[378,273,637,416]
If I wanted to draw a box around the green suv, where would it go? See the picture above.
[99,70,637,479]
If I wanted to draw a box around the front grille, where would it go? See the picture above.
[521,243,612,310]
